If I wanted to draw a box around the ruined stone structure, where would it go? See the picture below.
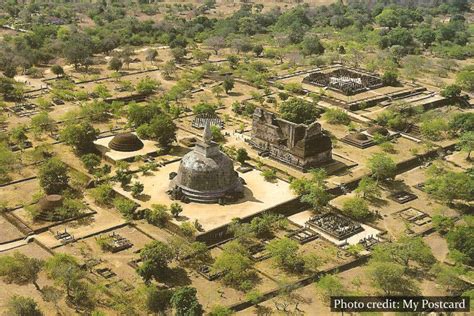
[168,122,244,204]
[192,113,224,130]
[250,108,332,171]
[341,132,374,149]
[303,68,383,96]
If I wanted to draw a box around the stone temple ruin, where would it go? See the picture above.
[192,113,224,130]
[168,122,244,204]
[306,212,364,240]
[250,108,332,171]
[303,68,383,96]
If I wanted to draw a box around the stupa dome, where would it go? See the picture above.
[169,123,243,203]
[109,133,144,152]
[38,195,63,212]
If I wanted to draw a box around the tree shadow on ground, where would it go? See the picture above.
[161,267,192,287]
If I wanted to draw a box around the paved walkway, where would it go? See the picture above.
[0,235,35,252]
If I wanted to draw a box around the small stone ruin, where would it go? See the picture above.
[306,212,364,240]
[303,68,383,96]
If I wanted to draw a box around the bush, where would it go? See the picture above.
[341,197,372,220]
[382,71,399,86]
[113,197,137,219]
[90,183,114,206]
[261,169,277,182]
[323,108,350,125]
[267,238,304,273]
[145,204,170,227]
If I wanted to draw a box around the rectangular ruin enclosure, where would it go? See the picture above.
[286,227,319,244]
[303,68,383,96]
[306,212,364,240]
[398,207,431,226]
[388,191,418,204]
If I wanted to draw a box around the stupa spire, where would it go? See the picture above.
[203,120,212,144]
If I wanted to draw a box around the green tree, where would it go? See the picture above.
[63,32,93,70]
[44,254,84,298]
[223,76,234,94]
[145,286,173,314]
[367,153,396,181]
[192,102,217,115]
[267,237,304,273]
[446,224,474,265]
[421,118,448,140]
[341,196,372,220]
[170,286,203,316]
[301,34,325,56]
[39,158,69,194]
[382,71,399,86]
[227,55,240,69]
[432,215,455,235]
[0,252,43,291]
[136,77,160,95]
[60,122,98,154]
[355,176,381,200]
[323,108,350,125]
[90,183,114,206]
[261,169,277,182]
[208,305,233,316]
[458,131,474,160]
[31,112,54,136]
[7,296,42,316]
[137,241,174,283]
[375,8,398,28]
[9,126,28,149]
[290,169,331,210]
[415,27,436,48]
[280,97,320,125]
[315,275,346,302]
[367,261,419,295]
[0,144,16,182]
[192,49,210,64]
[131,181,144,198]
[371,236,435,269]
[162,61,177,79]
[236,148,249,165]
[455,66,474,92]
[431,263,468,294]
[108,57,123,72]
[441,84,462,98]
[51,64,64,78]
[253,44,264,57]
[424,169,473,204]
[449,113,474,134]
[150,114,176,150]
[170,202,183,218]
[145,204,170,227]
[172,47,187,63]
[213,240,256,291]
[211,125,225,142]
[81,153,101,173]
[113,197,136,219]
